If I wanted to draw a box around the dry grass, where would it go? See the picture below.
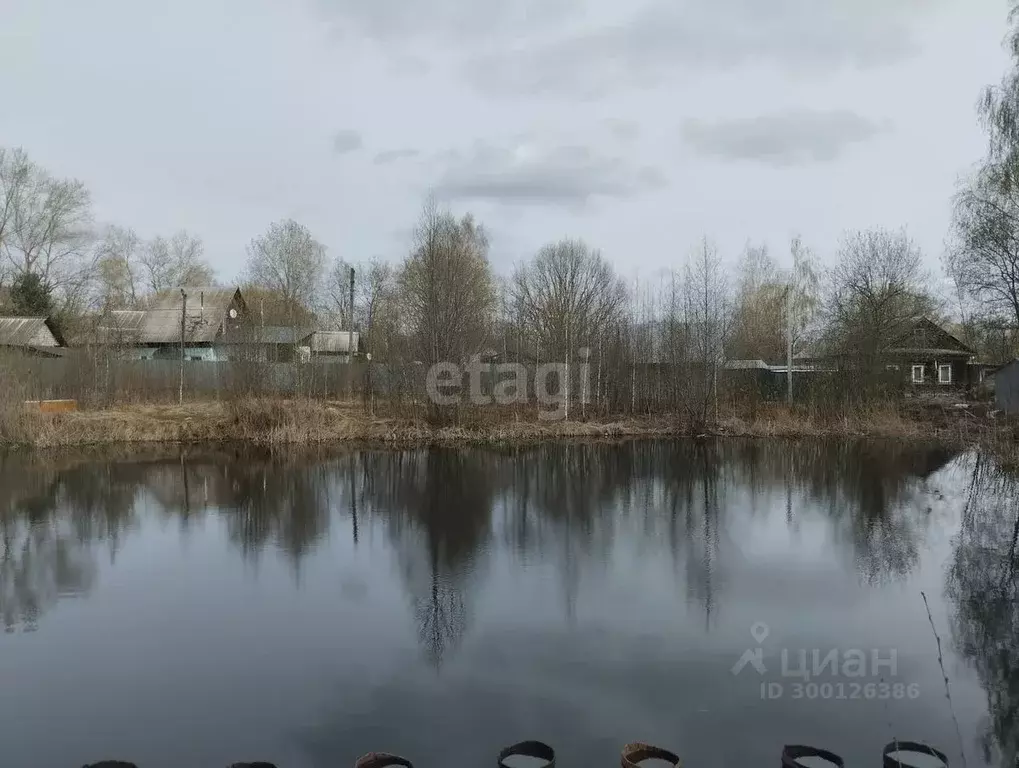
[2,398,1016,468]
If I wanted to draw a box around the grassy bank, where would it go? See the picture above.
[2,397,1016,465]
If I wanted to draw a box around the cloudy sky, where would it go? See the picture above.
[0,0,1010,284]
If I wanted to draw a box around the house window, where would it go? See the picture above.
[911,365,925,384]
[938,364,952,385]
[885,364,900,372]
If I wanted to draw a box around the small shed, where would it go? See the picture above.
[303,330,361,360]
[991,359,1019,414]
[0,316,65,356]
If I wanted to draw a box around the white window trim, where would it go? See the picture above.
[938,364,952,385]
[911,364,925,384]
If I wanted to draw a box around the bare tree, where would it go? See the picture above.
[729,237,819,363]
[0,146,96,305]
[399,199,494,366]
[94,225,141,310]
[979,1,1019,187]
[511,238,627,362]
[358,258,395,353]
[0,148,31,266]
[729,242,782,361]
[245,219,325,320]
[952,163,1019,333]
[687,238,731,425]
[825,228,934,365]
[324,256,354,330]
[140,230,214,295]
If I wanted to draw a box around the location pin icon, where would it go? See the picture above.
[750,622,769,644]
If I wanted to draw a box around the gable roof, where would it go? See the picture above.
[0,317,64,348]
[887,318,975,356]
[139,287,246,344]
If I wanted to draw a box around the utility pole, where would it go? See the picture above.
[348,267,355,400]
[786,283,794,405]
[180,289,187,405]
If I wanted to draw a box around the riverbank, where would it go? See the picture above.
[2,398,1016,464]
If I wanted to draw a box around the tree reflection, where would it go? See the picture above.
[357,449,494,667]
[0,439,960,648]
[0,452,143,632]
[946,456,1019,766]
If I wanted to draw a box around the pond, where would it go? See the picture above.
[0,440,1017,768]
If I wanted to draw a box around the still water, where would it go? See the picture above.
[0,440,1017,767]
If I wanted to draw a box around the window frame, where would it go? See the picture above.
[938,364,952,385]
[911,364,925,384]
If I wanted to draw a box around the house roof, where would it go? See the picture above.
[96,310,146,344]
[887,317,975,356]
[0,316,64,348]
[139,287,245,344]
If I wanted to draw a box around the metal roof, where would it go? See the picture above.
[96,311,146,343]
[0,317,62,348]
[138,287,244,344]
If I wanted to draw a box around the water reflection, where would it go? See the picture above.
[0,440,958,637]
[10,439,1019,765]
[947,454,1019,765]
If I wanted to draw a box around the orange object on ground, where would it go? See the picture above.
[24,399,77,413]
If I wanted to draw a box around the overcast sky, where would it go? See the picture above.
[0,0,1010,285]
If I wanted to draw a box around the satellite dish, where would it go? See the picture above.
[229,308,237,319]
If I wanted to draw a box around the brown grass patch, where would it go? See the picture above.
[2,397,1017,470]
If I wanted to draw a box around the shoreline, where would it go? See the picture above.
[2,399,1015,466]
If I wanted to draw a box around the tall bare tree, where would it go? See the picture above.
[511,238,627,361]
[140,230,214,294]
[94,225,141,310]
[979,0,1019,187]
[245,219,325,320]
[687,238,731,425]
[825,228,933,364]
[399,200,494,366]
[324,256,355,330]
[951,162,1019,333]
[0,146,96,305]
[358,258,396,355]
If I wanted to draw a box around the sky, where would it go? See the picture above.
[0,0,1012,287]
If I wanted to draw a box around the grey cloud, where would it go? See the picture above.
[605,119,640,142]
[332,130,363,154]
[431,141,666,207]
[465,0,928,97]
[374,148,420,165]
[313,0,576,44]
[681,110,886,167]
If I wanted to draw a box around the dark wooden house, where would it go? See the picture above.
[885,318,979,390]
